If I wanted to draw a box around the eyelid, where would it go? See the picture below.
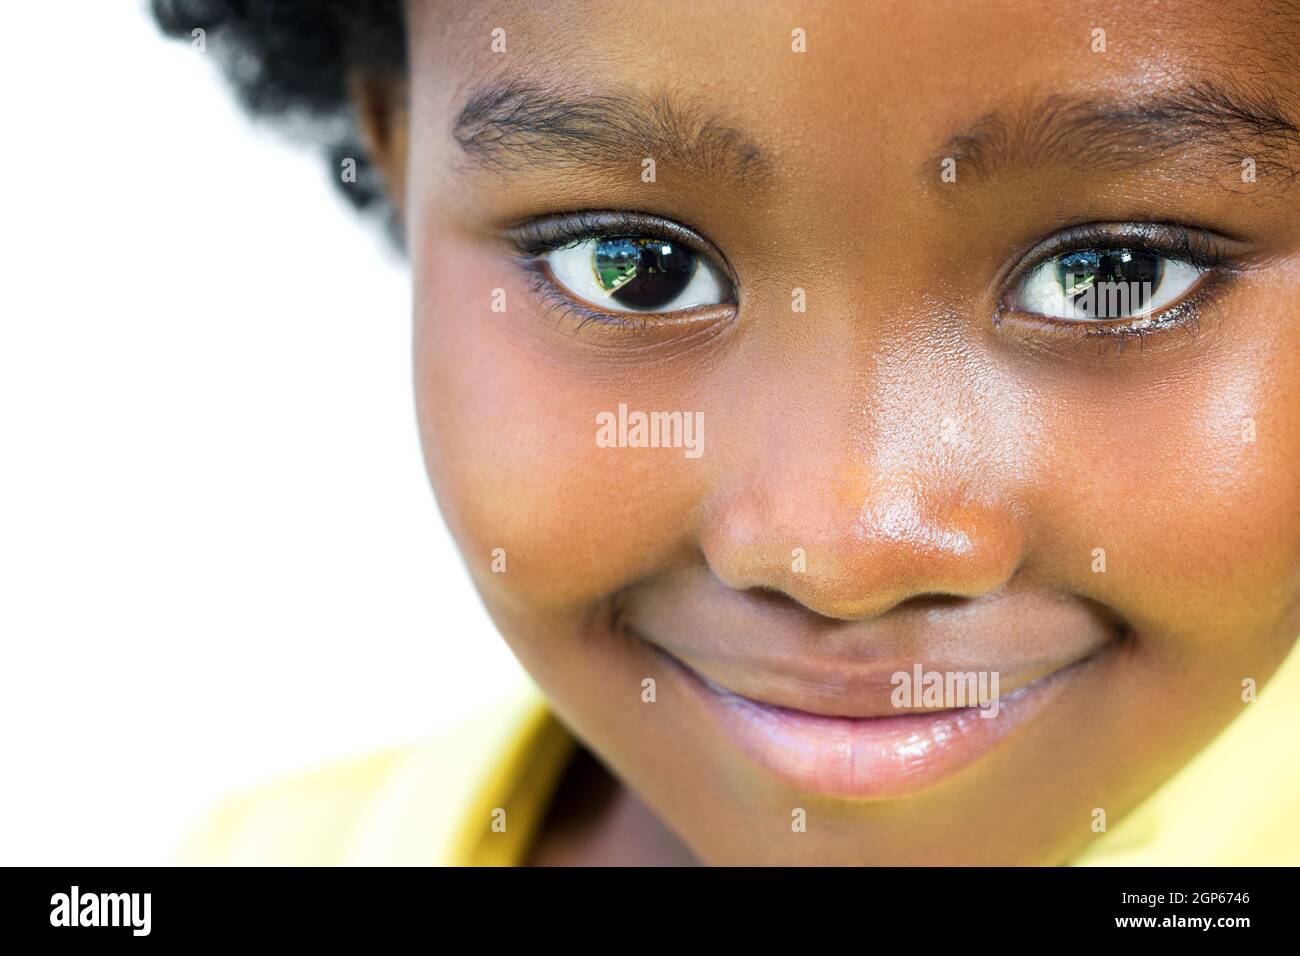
[999,221,1239,297]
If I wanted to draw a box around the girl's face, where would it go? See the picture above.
[399,0,1300,863]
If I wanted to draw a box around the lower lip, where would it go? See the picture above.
[668,654,1083,799]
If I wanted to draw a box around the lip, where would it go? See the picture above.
[654,644,1094,799]
[657,644,1080,718]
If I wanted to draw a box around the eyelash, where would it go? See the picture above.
[505,212,1239,344]
[506,210,707,257]
[998,222,1239,344]
[521,267,664,334]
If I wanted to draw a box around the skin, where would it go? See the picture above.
[356,0,1300,864]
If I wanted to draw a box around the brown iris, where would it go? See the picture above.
[593,237,696,310]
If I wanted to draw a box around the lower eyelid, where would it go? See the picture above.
[511,261,737,347]
[994,269,1233,350]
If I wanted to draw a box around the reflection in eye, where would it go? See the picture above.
[546,237,728,314]
[1012,248,1205,320]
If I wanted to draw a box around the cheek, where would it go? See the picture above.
[412,237,709,613]
[1030,327,1300,652]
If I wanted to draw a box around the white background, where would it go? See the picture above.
[0,3,525,864]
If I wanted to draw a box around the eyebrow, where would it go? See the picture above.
[933,82,1300,187]
[451,81,775,186]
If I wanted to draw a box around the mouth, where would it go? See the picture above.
[643,640,1102,799]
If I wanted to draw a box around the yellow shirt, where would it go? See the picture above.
[176,645,1300,865]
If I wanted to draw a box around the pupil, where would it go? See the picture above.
[593,237,696,310]
[1057,250,1163,318]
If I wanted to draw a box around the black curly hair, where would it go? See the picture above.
[152,0,407,219]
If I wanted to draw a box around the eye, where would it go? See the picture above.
[544,236,728,314]
[1009,246,1205,321]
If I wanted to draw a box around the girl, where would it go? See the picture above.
[158,0,1300,865]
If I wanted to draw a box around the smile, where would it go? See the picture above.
[646,641,1100,800]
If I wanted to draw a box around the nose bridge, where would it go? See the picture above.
[700,340,1026,621]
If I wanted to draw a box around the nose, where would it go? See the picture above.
[702,467,1025,620]
[699,371,1028,620]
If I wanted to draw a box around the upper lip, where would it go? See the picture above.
[620,572,1121,719]
[646,642,1094,718]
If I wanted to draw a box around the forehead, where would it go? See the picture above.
[412,0,1300,153]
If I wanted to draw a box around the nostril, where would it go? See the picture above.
[744,585,801,611]
[742,585,870,629]
[894,593,972,614]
